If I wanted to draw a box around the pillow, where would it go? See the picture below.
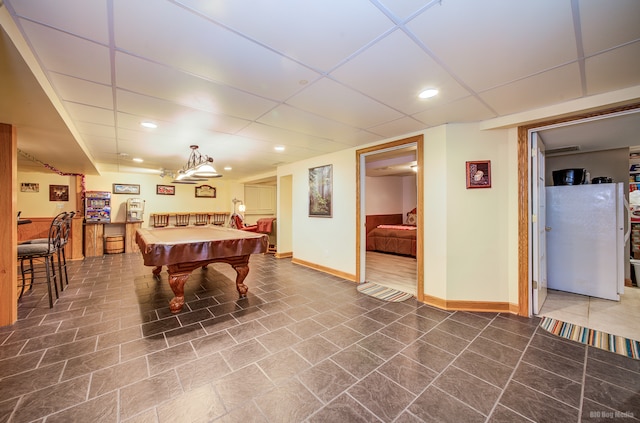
[406,213,417,225]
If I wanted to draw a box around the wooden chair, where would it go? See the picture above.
[194,213,210,226]
[212,213,227,226]
[152,213,170,228]
[175,213,190,227]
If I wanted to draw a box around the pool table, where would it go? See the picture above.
[135,226,268,313]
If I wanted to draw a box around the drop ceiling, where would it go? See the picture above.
[1,0,639,180]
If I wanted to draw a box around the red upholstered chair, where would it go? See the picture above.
[231,214,257,232]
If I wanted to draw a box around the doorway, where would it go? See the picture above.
[522,104,640,328]
[356,135,424,301]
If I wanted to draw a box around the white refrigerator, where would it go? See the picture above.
[546,183,627,301]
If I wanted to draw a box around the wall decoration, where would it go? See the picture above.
[113,183,140,195]
[21,183,39,192]
[466,160,491,189]
[195,185,216,198]
[309,164,333,217]
[49,185,69,201]
[156,184,175,195]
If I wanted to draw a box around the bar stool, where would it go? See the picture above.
[175,213,190,226]
[21,211,76,292]
[152,214,170,228]
[212,213,227,226]
[17,212,66,307]
[194,213,210,226]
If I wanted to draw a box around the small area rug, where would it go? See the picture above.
[540,317,639,360]
[357,282,413,302]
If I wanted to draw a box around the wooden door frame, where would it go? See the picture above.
[517,102,640,316]
[356,135,424,301]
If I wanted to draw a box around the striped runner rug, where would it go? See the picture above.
[357,282,413,302]
[540,316,639,360]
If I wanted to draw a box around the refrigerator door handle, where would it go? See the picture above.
[624,196,631,244]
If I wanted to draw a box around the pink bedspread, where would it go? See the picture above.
[377,224,416,230]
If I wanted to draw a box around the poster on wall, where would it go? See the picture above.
[49,185,69,201]
[309,164,332,217]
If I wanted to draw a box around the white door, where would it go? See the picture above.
[532,133,548,314]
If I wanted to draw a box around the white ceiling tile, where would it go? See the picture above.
[113,0,320,101]
[49,73,113,109]
[75,121,116,139]
[479,63,583,116]
[176,0,395,71]
[585,42,640,95]
[115,90,250,135]
[412,96,496,126]
[258,104,362,143]
[115,52,277,120]
[63,102,115,126]
[237,122,348,154]
[331,29,469,115]
[19,19,111,84]
[366,116,429,138]
[287,78,404,128]
[374,0,439,21]
[579,0,640,55]
[407,0,577,91]
[9,0,109,43]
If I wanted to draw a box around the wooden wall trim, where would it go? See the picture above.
[291,257,356,282]
[0,123,18,326]
[355,134,424,300]
[422,294,514,313]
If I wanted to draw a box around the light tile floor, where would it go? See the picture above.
[2,253,639,422]
[538,287,640,342]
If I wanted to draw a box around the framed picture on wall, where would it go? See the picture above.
[309,164,333,217]
[195,185,216,198]
[21,183,39,192]
[466,160,491,189]
[113,183,140,195]
[49,185,69,201]
[156,185,175,195]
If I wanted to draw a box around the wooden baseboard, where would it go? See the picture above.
[275,251,293,259]
[422,293,517,314]
[291,257,356,282]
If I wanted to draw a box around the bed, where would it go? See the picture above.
[365,211,417,257]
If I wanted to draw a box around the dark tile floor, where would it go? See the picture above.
[2,253,639,422]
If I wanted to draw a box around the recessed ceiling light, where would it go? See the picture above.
[418,89,439,99]
[141,121,157,129]
[132,158,144,163]
[224,166,232,171]
[274,146,285,152]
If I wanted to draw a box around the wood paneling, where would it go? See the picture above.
[126,222,142,253]
[0,123,17,326]
[84,223,104,257]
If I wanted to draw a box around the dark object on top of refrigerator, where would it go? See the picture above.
[552,168,586,186]
[591,176,613,184]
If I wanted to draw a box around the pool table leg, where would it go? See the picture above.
[167,272,190,314]
[232,263,250,297]
[152,266,162,276]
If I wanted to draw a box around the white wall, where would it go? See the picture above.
[280,122,516,304]
[365,176,404,215]
[18,170,241,227]
[365,174,417,218]
[17,171,78,216]
[279,150,356,275]
[444,123,511,302]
